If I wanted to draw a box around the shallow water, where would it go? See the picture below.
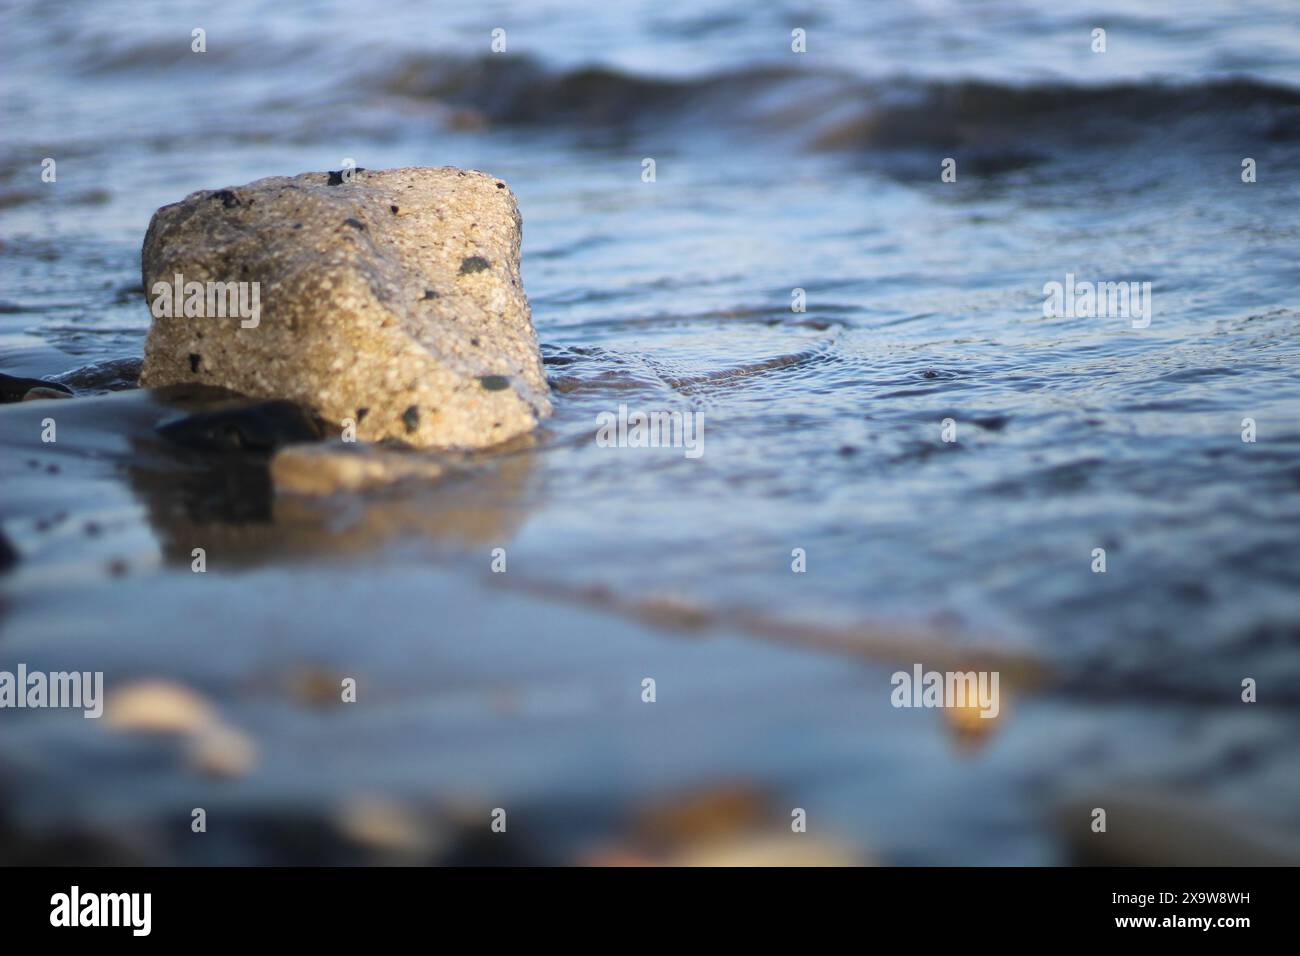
[2,0,1299,864]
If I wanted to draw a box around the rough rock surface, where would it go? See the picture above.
[138,167,551,449]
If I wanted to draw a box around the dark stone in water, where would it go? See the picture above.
[0,372,72,403]
[112,283,145,305]
[20,387,70,402]
[157,400,323,453]
[0,528,18,574]
[52,357,142,391]
[973,415,1010,432]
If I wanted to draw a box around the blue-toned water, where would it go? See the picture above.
[1,0,1299,864]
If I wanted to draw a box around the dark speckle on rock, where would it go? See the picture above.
[480,375,510,391]
[459,256,490,275]
[402,405,420,432]
[326,169,365,186]
[356,407,368,422]
[390,205,399,214]
[495,182,505,189]
[188,353,201,373]
[210,190,240,208]
[470,337,480,347]
[343,218,366,231]
[421,289,439,300]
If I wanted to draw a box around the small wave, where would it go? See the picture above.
[361,53,1300,156]
[59,30,1300,161]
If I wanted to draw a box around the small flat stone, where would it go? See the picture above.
[21,386,72,402]
[271,442,451,495]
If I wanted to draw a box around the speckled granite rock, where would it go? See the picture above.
[138,167,551,449]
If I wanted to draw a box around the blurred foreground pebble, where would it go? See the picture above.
[104,680,257,779]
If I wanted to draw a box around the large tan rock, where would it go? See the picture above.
[138,167,551,449]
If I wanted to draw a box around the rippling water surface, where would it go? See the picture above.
[1,0,1299,864]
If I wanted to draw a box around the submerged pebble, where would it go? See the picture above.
[0,372,72,403]
[156,399,322,453]
[270,441,450,495]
